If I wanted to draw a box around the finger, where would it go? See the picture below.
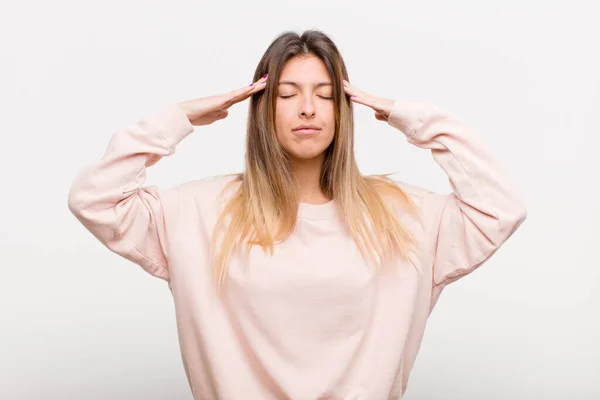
[227,75,268,106]
[342,79,365,97]
[225,81,266,109]
[342,79,358,96]
[348,95,371,108]
[226,83,258,105]
[343,82,374,107]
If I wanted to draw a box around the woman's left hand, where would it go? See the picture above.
[342,79,395,122]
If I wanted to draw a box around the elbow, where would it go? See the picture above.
[67,169,103,220]
[67,183,82,217]
[515,204,528,225]
[497,202,527,243]
[67,177,91,220]
[509,196,528,227]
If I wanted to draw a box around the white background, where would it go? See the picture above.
[1,0,598,398]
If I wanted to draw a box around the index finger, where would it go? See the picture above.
[226,75,268,107]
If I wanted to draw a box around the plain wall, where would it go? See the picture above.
[1,0,598,398]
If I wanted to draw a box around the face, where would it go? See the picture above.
[274,54,336,162]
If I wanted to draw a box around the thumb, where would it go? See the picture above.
[216,110,229,119]
[374,111,387,121]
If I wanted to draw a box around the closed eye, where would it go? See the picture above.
[279,95,333,100]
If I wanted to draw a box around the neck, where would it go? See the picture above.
[290,154,330,205]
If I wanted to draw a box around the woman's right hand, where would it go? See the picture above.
[177,74,268,126]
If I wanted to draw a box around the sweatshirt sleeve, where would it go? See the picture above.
[68,103,195,281]
[387,100,527,295]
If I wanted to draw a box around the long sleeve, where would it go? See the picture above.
[387,100,527,298]
[68,103,195,281]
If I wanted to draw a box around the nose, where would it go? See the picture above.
[299,95,316,118]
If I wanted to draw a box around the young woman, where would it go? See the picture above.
[68,30,527,399]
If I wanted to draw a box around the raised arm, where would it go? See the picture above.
[68,103,195,280]
[386,100,527,291]
[68,75,269,280]
[342,80,527,302]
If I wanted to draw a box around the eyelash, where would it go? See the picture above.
[279,95,333,100]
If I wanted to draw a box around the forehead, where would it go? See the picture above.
[279,54,330,82]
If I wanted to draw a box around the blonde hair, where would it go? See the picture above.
[210,30,420,289]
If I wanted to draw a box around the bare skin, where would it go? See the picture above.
[177,74,269,126]
[342,79,395,122]
[175,73,397,203]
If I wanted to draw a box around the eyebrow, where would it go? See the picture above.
[278,80,332,88]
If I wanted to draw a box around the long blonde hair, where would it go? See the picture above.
[210,30,420,288]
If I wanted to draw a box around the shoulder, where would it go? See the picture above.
[370,174,450,221]
[367,173,432,205]
[389,178,432,202]
[175,173,241,200]
[156,174,242,228]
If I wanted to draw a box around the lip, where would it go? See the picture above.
[293,124,321,131]
[293,128,321,135]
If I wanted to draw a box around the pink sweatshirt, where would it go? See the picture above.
[68,100,526,399]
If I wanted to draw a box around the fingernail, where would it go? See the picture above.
[249,82,254,86]
[262,74,268,79]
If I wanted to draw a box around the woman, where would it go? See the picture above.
[68,30,527,399]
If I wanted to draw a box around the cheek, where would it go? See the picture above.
[275,106,303,147]
[323,103,335,125]
[274,108,289,144]
[275,102,293,129]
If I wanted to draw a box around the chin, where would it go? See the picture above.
[283,139,333,161]
[287,148,327,161]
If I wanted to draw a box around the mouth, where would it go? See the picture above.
[292,128,321,136]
